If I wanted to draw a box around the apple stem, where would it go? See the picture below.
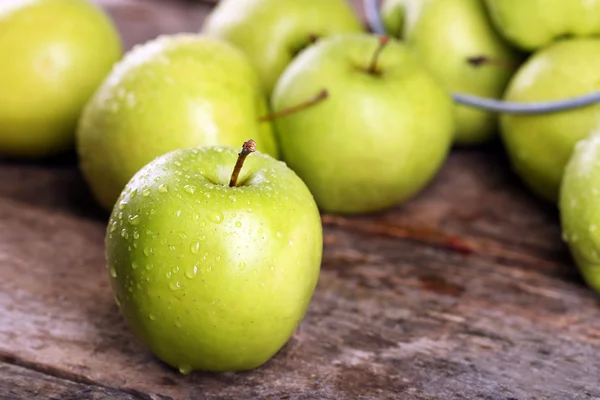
[367,35,389,74]
[259,90,329,122]
[229,140,256,187]
[466,56,511,69]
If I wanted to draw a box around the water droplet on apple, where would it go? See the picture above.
[235,221,242,228]
[199,220,206,227]
[158,184,168,193]
[130,189,138,199]
[131,261,138,270]
[247,208,253,213]
[185,264,198,278]
[133,231,140,239]
[114,294,122,307]
[120,229,128,239]
[199,235,206,241]
[110,222,117,232]
[148,314,156,321]
[207,266,212,272]
[169,281,181,291]
[172,265,180,273]
[143,246,153,256]
[119,201,127,210]
[166,271,172,278]
[238,261,246,271]
[110,267,117,278]
[184,184,196,194]
[208,211,224,224]
[179,232,187,239]
[191,242,200,254]
[590,224,597,233]
[169,245,176,251]
[146,264,153,270]
[178,365,192,375]
[175,320,182,328]
[276,232,282,238]
[289,240,294,246]
[118,212,123,220]
[176,209,182,218]
[142,189,150,197]
[216,255,221,262]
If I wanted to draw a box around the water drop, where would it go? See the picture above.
[143,246,153,256]
[158,184,168,193]
[146,264,154,270]
[186,264,198,278]
[121,229,128,239]
[207,266,213,272]
[132,261,138,270]
[110,222,117,232]
[130,189,138,199]
[169,281,181,291]
[179,232,187,239]
[276,232,283,238]
[238,261,246,271]
[289,240,294,246]
[149,314,156,321]
[235,221,242,228]
[110,267,117,278]
[133,231,140,239]
[175,320,182,328]
[178,365,192,375]
[166,271,172,278]
[114,294,122,307]
[191,242,200,254]
[172,265,180,273]
[208,211,224,224]
[119,201,127,210]
[216,255,221,262]
[184,185,196,194]
[129,214,140,225]
[142,188,150,197]
[590,225,598,233]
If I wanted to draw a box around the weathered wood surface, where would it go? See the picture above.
[2,1,600,399]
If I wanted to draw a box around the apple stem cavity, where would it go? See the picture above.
[466,56,511,69]
[259,89,329,122]
[367,35,389,75]
[229,139,257,187]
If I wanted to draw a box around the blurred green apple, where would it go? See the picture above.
[500,39,600,203]
[381,0,520,145]
[484,0,600,51]
[560,131,600,293]
[106,141,322,373]
[271,33,454,214]
[201,0,363,95]
[0,0,121,158]
[77,34,278,211]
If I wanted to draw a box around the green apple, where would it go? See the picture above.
[560,131,600,293]
[77,34,279,211]
[201,0,363,96]
[380,0,521,145]
[271,33,454,214]
[106,140,323,373]
[500,38,600,203]
[0,0,121,158]
[484,0,600,51]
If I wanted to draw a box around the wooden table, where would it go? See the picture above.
[2,1,600,399]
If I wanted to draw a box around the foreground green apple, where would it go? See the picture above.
[0,0,121,158]
[202,0,363,95]
[381,0,520,145]
[271,33,454,214]
[560,132,600,293]
[77,34,278,210]
[500,39,600,203]
[107,141,322,373]
[484,0,600,51]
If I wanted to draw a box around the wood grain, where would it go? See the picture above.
[1,1,600,399]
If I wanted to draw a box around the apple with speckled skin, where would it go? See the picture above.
[560,131,600,293]
[500,38,600,203]
[106,140,322,373]
[202,0,363,95]
[77,34,279,211]
[0,0,121,158]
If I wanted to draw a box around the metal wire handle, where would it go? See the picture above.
[363,0,600,115]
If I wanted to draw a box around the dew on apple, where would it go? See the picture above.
[132,262,138,270]
[110,267,117,278]
[185,265,198,279]
[169,281,181,291]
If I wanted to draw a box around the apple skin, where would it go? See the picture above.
[77,34,279,211]
[381,0,521,145]
[271,33,454,214]
[0,0,121,158]
[106,145,323,373]
[560,132,600,293]
[201,0,363,95]
[484,0,600,51]
[500,39,600,203]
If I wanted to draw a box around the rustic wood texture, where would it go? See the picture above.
[1,1,600,399]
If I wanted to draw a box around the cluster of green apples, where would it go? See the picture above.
[4,0,600,376]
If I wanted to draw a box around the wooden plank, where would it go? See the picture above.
[1,0,600,399]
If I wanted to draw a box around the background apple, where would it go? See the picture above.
[380,0,521,145]
[484,0,600,51]
[201,0,363,95]
[0,0,121,158]
[500,38,600,203]
[271,33,455,214]
[106,142,323,373]
[77,34,279,211]
[560,131,600,293]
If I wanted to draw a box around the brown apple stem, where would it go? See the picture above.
[258,90,329,122]
[367,35,389,74]
[229,140,256,187]
[466,56,511,69]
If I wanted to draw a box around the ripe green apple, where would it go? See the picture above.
[0,0,121,158]
[500,38,600,203]
[560,131,600,293]
[201,0,363,96]
[77,34,279,211]
[106,141,323,373]
[484,0,600,51]
[380,0,521,145]
[271,33,454,214]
